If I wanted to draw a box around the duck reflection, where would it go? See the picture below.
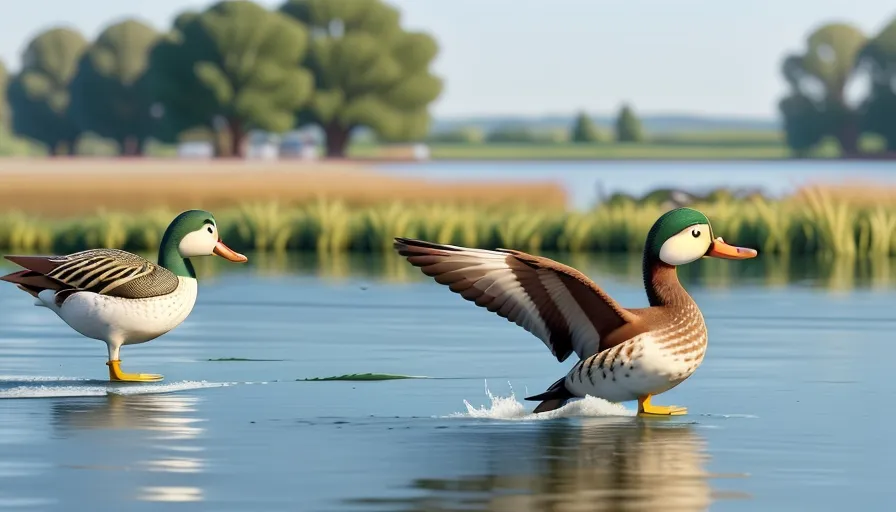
[350,418,744,512]
[51,392,205,441]
[50,392,208,502]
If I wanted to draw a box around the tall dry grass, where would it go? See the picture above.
[0,159,567,215]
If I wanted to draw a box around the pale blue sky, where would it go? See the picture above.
[1,0,893,119]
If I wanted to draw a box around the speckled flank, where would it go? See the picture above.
[565,301,707,403]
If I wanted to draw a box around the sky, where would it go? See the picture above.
[0,0,893,119]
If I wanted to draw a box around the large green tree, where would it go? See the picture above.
[7,27,88,155]
[280,0,443,157]
[615,104,644,142]
[779,23,866,156]
[857,17,896,151]
[68,19,161,156]
[570,111,601,143]
[147,0,314,157]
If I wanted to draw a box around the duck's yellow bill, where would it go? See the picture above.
[213,240,248,263]
[706,238,757,260]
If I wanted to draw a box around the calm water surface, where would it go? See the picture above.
[0,253,894,511]
[375,160,896,208]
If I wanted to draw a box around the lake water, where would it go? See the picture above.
[0,252,893,511]
[375,160,896,209]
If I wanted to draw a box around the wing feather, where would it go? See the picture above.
[394,238,643,362]
[3,249,179,300]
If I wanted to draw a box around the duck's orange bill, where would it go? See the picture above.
[213,240,248,263]
[706,238,758,260]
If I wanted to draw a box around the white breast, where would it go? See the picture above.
[564,333,706,403]
[46,277,198,345]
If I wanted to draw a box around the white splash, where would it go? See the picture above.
[0,377,229,399]
[447,381,635,420]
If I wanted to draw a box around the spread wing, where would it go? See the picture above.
[394,238,643,362]
[2,249,179,300]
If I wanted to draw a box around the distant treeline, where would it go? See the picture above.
[780,19,896,157]
[0,0,442,158]
[426,105,645,145]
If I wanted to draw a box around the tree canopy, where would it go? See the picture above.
[570,111,601,143]
[68,19,161,155]
[857,18,896,150]
[280,0,443,157]
[7,27,88,154]
[779,23,866,155]
[615,104,644,142]
[147,0,314,156]
[0,60,8,129]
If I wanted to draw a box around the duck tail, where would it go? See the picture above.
[525,377,575,414]
[1,270,63,306]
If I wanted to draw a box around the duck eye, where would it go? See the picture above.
[207,226,214,234]
[691,229,701,238]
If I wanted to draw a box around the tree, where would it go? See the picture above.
[615,104,644,142]
[146,1,314,157]
[280,0,443,157]
[857,17,896,151]
[778,94,827,156]
[7,27,87,155]
[780,23,866,156]
[570,111,601,143]
[0,60,8,129]
[68,19,161,156]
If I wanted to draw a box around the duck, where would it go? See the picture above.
[0,209,247,382]
[393,207,757,416]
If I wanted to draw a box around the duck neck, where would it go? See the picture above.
[158,235,196,279]
[642,254,692,307]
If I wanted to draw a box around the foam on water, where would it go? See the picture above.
[0,376,229,399]
[447,381,635,420]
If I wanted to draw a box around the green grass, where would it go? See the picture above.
[4,189,896,258]
[298,373,426,381]
[349,141,792,160]
[347,130,896,160]
[207,358,285,362]
[347,134,850,160]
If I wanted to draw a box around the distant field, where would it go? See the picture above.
[347,131,849,160]
[0,159,567,216]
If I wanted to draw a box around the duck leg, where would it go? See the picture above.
[637,394,687,416]
[106,342,163,383]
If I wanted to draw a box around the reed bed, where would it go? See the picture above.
[3,186,896,257]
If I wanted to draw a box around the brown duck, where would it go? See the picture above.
[394,207,757,416]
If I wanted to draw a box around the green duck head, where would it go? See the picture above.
[644,207,758,266]
[158,209,247,278]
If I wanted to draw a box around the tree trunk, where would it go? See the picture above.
[324,123,351,158]
[52,140,72,156]
[121,136,144,156]
[838,117,859,157]
[229,118,245,158]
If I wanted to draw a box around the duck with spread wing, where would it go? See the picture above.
[394,207,757,416]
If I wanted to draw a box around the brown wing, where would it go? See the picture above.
[1,249,179,300]
[394,238,644,362]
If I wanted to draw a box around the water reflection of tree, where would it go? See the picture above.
[347,418,745,512]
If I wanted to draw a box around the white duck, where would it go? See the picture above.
[1,209,247,382]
